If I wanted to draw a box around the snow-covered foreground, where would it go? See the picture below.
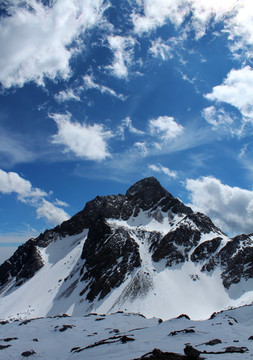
[0,305,252,359]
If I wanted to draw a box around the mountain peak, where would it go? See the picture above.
[125,177,170,211]
[126,177,167,196]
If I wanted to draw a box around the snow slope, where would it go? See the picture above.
[0,305,252,360]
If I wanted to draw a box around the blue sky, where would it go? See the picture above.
[1,0,253,263]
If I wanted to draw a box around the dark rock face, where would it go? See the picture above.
[152,226,201,266]
[202,233,253,288]
[191,238,222,263]
[80,219,141,301]
[0,239,44,287]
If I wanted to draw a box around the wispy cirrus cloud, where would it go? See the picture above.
[0,169,69,225]
[149,38,174,60]
[54,88,81,103]
[149,163,177,179]
[51,113,112,161]
[83,75,126,100]
[118,117,145,139]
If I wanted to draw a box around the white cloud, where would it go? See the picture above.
[201,106,241,137]
[107,35,135,79]
[0,169,46,200]
[134,142,148,154]
[205,66,253,120]
[149,163,177,178]
[132,0,188,34]
[186,176,253,235]
[36,199,69,225]
[0,168,69,226]
[149,38,173,60]
[0,0,105,88]
[149,116,184,140]
[54,89,81,103]
[133,1,253,58]
[83,75,126,100]
[118,117,145,139]
[51,113,112,161]
[54,199,69,208]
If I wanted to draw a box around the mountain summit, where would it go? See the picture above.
[0,177,252,320]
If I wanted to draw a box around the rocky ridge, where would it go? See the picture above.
[0,177,252,318]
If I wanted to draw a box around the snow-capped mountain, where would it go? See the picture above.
[0,177,253,321]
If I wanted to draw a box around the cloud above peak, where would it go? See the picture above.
[51,113,112,161]
[149,116,184,141]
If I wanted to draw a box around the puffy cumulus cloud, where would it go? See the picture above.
[149,116,184,141]
[186,176,253,235]
[132,0,188,34]
[189,0,237,39]
[0,169,46,200]
[107,35,136,79]
[51,113,112,161]
[83,75,126,100]
[0,0,105,88]
[0,169,69,226]
[205,66,253,120]
[36,199,69,226]
[133,0,253,56]
[149,163,177,178]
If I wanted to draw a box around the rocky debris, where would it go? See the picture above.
[248,335,253,340]
[71,335,135,353]
[131,348,204,359]
[18,317,43,326]
[21,350,36,357]
[202,346,248,355]
[169,329,195,336]
[55,324,75,332]
[0,344,11,350]
[225,346,248,353]
[19,319,32,326]
[1,337,18,342]
[205,339,222,346]
[184,345,201,359]
[0,320,9,325]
